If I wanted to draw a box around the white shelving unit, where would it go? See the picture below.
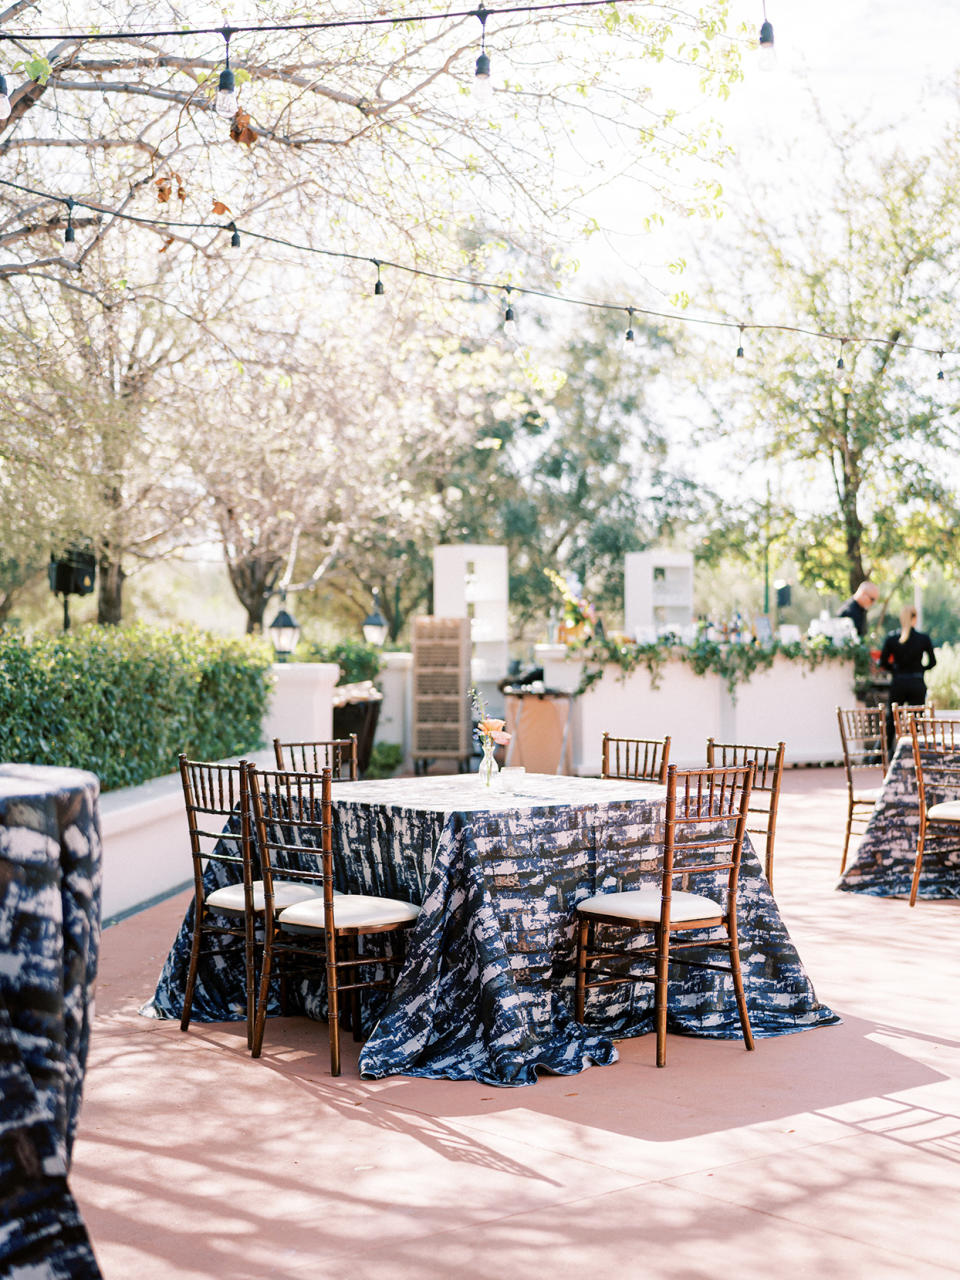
[624,550,694,640]
[433,544,509,713]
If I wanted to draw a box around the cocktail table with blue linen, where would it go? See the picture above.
[149,772,837,1086]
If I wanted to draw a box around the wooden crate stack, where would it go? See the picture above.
[412,617,472,770]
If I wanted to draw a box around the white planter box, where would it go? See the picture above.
[535,645,856,773]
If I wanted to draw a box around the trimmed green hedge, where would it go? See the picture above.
[297,637,381,685]
[0,625,274,791]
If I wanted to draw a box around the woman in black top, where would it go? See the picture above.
[881,605,936,747]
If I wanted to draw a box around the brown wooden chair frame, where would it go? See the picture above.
[891,703,930,739]
[706,738,785,893]
[246,764,415,1075]
[908,715,960,907]
[179,754,256,1047]
[601,732,671,784]
[575,762,756,1068]
[837,706,889,874]
[273,735,359,780]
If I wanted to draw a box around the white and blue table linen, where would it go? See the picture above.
[0,764,103,1278]
[838,736,960,899]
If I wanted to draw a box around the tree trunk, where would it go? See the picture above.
[97,553,125,625]
[225,553,283,633]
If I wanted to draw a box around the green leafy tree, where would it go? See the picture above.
[697,120,960,610]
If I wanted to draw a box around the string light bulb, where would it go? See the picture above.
[229,221,240,248]
[759,3,775,70]
[835,339,846,373]
[64,197,75,244]
[502,286,518,343]
[373,260,384,296]
[473,6,492,99]
[735,324,745,365]
[624,308,636,348]
[937,351,945,382]
[0,74,11,121]
[215,28,239,119]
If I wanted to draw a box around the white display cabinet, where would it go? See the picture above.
[433,544,509,712]
[625,549,694,639]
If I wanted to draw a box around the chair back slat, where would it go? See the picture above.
[910,715,960,812]
[246,765,335,915]
[601,732,671,783]
[273,736,359,780]
[705,738,785,888]
[837,705,888,782]
[178,755,251,899]
[891,703,931,738]
[664,763,754,906]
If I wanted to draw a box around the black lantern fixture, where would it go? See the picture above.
[268,599,300,662]
[362,589,389,647]
[48,546,96,631]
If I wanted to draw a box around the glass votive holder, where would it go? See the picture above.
[500,766,526,794]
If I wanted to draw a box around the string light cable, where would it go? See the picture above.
[0,0,745,46]
[0,174,954,366]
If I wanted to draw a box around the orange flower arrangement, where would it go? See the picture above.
[471,688,512,751]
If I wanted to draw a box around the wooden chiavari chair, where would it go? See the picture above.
[891,703,930,739]
[575,762,756,1068]
[178,755,321,1047]
[246,765,419,1075]
[706,738,785,893]
[908,715,960,907]
[837,706,889,874]
[273,735,359,780]
[601,732,671,784]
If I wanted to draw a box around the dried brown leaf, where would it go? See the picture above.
[155,176,172,203]
[211,199,231,216]
[229,110,258,147]
[158,235,174,253]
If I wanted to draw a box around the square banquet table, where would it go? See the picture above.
[0,763,103,1279]
[839,733,960,899]
[149,772,837,1086]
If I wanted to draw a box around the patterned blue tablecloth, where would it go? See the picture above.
[838,737,960,899]
[0,764,103,1278]
[149,773,837,1086]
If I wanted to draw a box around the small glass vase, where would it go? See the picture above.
[479,736,500,787]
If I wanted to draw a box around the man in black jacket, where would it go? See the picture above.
[837,581,879,638]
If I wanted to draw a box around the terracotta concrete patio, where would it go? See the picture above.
[71,767,960,1279]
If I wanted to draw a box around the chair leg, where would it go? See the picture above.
[243,913,256,1050]
[840,797,854,873]
[574,916,589,1023]
[251,939,273,1059]
[350,936,363,1043]
[327,934,341,1077]
[728,929,755,1052]
[180,905,204,1033]
[909,828,925,907]
[654,924,670,1068]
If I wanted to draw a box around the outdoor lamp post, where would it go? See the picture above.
[362,589,389,647]
[268,601,300,662]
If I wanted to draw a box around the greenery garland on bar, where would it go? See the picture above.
[569,633,869,698]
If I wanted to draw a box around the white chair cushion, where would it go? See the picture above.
[577,887,723,923]
[853,787,882,803]
[206,879,323,913]
[926,800,960,821]
[278,894,420,931]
